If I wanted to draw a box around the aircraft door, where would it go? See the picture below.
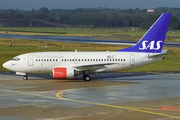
[130,55,135,66]
[28,55,33,66]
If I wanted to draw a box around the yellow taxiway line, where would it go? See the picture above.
[56,89,180,119]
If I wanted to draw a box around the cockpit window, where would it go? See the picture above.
[12,57,20,61]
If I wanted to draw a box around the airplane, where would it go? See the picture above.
[2,13,171,81]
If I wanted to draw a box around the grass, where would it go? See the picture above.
[1,38,180,72]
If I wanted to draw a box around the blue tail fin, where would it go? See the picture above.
[117,13,171,53]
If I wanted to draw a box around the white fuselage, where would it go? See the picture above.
[3,51,163,74]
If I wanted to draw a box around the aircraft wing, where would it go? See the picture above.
[73,63,118,72]
[148,50,171,58]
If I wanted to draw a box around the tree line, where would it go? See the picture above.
[0,7,180,29]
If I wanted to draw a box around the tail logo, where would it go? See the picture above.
[139,40,163,50]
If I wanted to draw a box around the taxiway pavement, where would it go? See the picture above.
[0,72,180,120]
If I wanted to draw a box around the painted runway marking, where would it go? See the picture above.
[56,89,180,119]
[0,88,180,119]
[125,107,180,111]
[158,107,180,111]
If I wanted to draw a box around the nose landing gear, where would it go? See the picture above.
[23,75,28,80]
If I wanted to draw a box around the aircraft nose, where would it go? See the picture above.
[2,61,10,69]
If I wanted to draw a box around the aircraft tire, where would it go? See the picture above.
[84,75,91,81]
[23,75,28,80]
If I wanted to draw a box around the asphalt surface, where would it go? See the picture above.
[0,72,180,120]
[1,33,180,47]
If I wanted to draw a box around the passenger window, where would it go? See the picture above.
[102,59,103,61]
[56,59,58,61]
[64,59,66,61]
[104,59,106,61]
[107,59,109,61]
[47,59,49,61]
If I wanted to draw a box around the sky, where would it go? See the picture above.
[1,0,180,10]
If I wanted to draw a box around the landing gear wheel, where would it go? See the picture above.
[83,74,91,81]
[23,75,28,80]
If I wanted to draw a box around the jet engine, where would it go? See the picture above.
[53,67,74,79]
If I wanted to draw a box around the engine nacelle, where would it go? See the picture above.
[53,67,74,79]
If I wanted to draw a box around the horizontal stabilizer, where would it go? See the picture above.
[148,50,170,58]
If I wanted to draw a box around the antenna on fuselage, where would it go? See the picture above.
[62,45,65,50]
[44,44,48,49]
[8,42,11,47]
[75,49,77,52]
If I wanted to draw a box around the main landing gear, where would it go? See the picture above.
[23,75,28,80]
[83,74,91,81]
